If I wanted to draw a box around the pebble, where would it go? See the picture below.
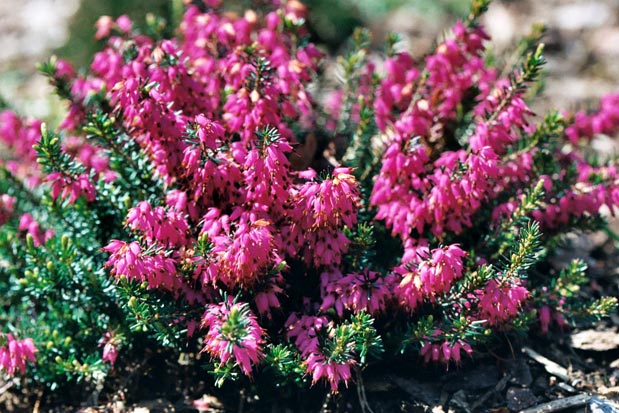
[506,387,538,412]
[552,2,613,31]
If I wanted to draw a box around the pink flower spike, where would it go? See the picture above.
[0,333,37,376]
[99,331,120,366]
[201,298,264,377]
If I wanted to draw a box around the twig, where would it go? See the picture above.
[0,380,14,395]
[518,394,590,413]
[32,388,44,413]
[355,369,375,413]
[523,347,569,382]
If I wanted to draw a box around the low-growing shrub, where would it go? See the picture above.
[1,0,618,406]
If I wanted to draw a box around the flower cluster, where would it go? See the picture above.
[477,278,529,325]
[566,93,619,143]
[19,213,54,247]
[285,314,355,391]
[0,334,36,377]
[420,337,473,365]
[0,0,617,401]
[0,111,43,187]
[394,244,466,311]
[99,331,120,366]
[201,298,264,377]
[0,194,16,227]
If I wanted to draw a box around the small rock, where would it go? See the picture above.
[552,2,612,31]
[129,399,175,413]
[449,390,470,412]
[109,401,125,413]
[591,28,619,57]
[571,330,619,352]
[507,358,533,387]
[400,400,429,413]
[482,3,517,50]
[589,397,619,413]
[191,394,224,412]
[506,387,537,412]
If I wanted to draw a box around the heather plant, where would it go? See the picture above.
[1,0,619,406]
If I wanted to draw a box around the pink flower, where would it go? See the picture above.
[419,338,472,365]
[95,16,114,40]
[306,351,355,392]
[285,314,328,356]
[538,305,551,334]
[320,269,396,317]
[395,244,466,310]
[0,194,16,226]
[99,331,119,366]
[565,93,619,143]
[201,298,264,377]
[253,274,284,317]
[477,278,529,325]
[125,201,189,247]
[0,110,43,184]
[103,240,184,293]
[284,168,360,267]
[115,15,133,33]
[46,172,96,204]
[286,314,355,392]
[18,213,54,246]
[0,333,37,376]
[200,210,282,288]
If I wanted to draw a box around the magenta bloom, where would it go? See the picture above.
[99,331,119,366]
[285,168,360,267]
[420,338,472,365]
[47,172,96,204]
[321,269,396,317]
[125,201,189,247]
[2,0,616,392]
[285,314,356,391]
[103,240,184,293]
[201,298,264,377]
[565,93,619,143]
[395,244,466,310]
[0,194,16,227]
[18,213,54,246]
[0,333,37,376]
[306,351,355,392]
[477,279,529,325]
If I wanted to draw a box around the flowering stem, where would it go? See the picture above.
[486,44,545,126]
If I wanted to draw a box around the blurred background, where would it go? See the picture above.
[1,0,618,121]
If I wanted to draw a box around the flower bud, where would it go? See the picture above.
[26,233,34,249]
[61,235,70,251]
